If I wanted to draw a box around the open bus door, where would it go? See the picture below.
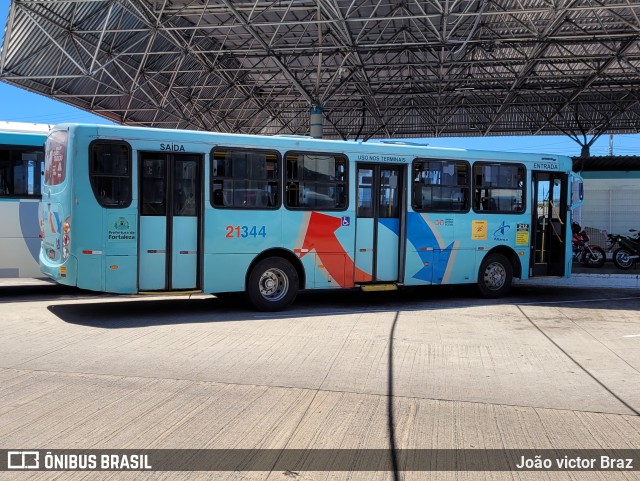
[531,171,568,276]
[138,152,202,291]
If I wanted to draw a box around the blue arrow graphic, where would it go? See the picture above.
[406,213,454,283]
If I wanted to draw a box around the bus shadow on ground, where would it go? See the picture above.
[45,284,640,329]
[0,284,89,302]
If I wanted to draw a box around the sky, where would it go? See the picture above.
[1,0,639,157]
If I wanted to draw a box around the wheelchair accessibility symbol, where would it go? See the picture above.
[341,216,351,227]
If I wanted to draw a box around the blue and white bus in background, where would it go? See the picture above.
[0,122,50,278]
[40,124,582,310]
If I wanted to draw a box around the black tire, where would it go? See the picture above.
[613,248,634,270]
[477,253,513,298]
[247,257,299,311]
[581,246,606,268]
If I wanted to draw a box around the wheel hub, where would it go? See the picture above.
[258,268,289,301]
[484,262,506,290]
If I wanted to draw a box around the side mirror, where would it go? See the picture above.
[570,174,584,208]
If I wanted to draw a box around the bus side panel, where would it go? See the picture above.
[403,212,481,286]
[429,215,456,285]
[0,238,40,277]
[469,216,529,283]
[202,251,340,292]
[105,255,137,293]
[71,136,106,292]
[404,248,433,285]
[404,212,452,285]
[66,126,104,290]
[19,199,43,277]
[445,215,476,285]
[283,210,357,289]
[312,253,345,288]
[104,211,138,292]
[444,248,476,284]
[0,198,42,278]
[205,210,283,255]
[203,209,283,293]
[76,254,103,291]
[203,253,254,293]
[68,127,139,293]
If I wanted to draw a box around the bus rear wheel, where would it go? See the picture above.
[247,257,299,311]
[478,253,513,298]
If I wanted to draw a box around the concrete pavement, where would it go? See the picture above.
[0,286,639,480]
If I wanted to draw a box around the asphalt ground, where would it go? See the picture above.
[0,282,639,480]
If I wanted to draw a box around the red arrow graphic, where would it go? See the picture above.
[297,212,371,287]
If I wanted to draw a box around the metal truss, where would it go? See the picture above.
[1,0,640,143]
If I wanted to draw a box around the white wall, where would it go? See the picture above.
[580,178,640,235]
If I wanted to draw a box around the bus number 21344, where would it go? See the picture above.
[225,225,267,239]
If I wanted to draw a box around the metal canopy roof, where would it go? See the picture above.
[1,0,640,141]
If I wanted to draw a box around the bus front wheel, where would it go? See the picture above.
[247,257,299,311]
[477,253,513,298]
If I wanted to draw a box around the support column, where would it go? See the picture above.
[580,144,590,158]
[310,105,323,139]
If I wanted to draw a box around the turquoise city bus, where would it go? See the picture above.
[0,122,50,278]
[40,124,582,310]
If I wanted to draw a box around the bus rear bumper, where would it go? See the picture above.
[39,253,77,286]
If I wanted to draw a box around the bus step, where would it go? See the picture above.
[138,290,202,296]
[359,284,398,292]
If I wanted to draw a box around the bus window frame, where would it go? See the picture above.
[411,157,471,213]
[88,139,133,209]
[472,161,527,215]
[284,150,349,212]
[0,143,45,199]
[210,146,282,210]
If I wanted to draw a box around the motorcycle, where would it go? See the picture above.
[605,232,622,254]
[612,229,640,270]
[572,223,606,267]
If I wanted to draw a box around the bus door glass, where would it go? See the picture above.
[139,152,201,290]
[355,164,403,282]
[531,171,567,276]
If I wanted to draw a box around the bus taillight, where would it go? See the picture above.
[62,217,71,260]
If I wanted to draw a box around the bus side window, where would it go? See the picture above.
[89,141,132,208]
[284,153,347,211]
[0,148,44,197]
[472,163,525,214]
[412,159,469,212]
[211,148,280,210]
